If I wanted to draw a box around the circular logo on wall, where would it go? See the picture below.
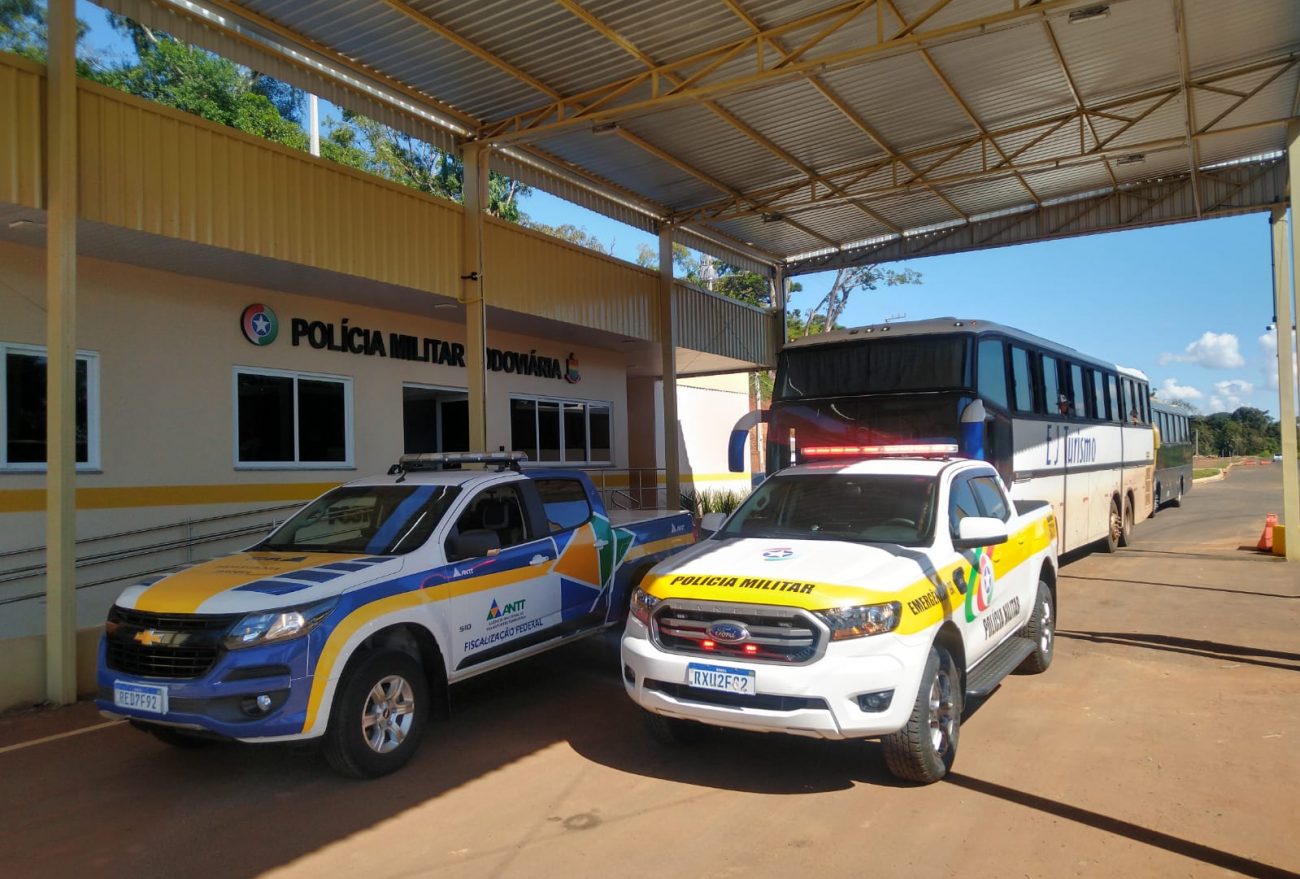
[241,304,279,346]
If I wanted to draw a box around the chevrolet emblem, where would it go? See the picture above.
[133,629,165,647]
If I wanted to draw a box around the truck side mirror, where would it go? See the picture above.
[953,516,1009,550]
[699,512,727,536]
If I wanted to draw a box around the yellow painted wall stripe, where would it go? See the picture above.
[0,482,342,513]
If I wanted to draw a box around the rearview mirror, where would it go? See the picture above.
[953,516,1009,550]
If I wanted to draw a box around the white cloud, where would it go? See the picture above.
[1159,377,1204,402]
[1159,331,1245,369]
[1212,379,1253,409]
[1258,327,1299,390]
[1209,396,1224,411]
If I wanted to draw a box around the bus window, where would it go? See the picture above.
[1090,370,1106,420]
[1040,356,1060,415]
[1108,375,1122,423]
[977,339,1009,409]
[1010,346,1034,412]
[1070,364,1086,418]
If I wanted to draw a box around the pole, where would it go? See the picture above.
[308,94,320,157]
[658,225,680,508]
[461,143,489,452]
[45,0,79,704]
[1272,135,1300,560]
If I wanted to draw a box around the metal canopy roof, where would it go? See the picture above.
[113,0,1299,275]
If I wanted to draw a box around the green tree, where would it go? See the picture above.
[0,0,43,60]
[521,221,612,254]
[794,265,921,337]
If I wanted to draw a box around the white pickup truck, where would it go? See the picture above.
[621,449,1058,783]
[97,453,693,777]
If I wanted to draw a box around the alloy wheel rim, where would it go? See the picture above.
[928,667,956,755]
[361,674,415,754]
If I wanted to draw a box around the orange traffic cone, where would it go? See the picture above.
[1256,513,1277,551]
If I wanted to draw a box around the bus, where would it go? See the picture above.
[1150,400,1193,512]
[730,317,1155,555]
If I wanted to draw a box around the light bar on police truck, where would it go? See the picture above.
[392,451,529,473]
[801,443,960,458]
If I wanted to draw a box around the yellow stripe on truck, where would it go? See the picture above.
[134,552,367,614]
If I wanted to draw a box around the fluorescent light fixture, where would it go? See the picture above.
[7,219,45,230]
[591,121,620,135]
[1068,4,1110,24]
[1115,153,1146,165]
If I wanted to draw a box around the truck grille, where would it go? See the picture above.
[104,607,241,680]
[651,599,824,665]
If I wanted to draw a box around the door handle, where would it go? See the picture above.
[529,554,550,566]
[593,540,609,549]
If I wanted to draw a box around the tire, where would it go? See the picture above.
[882,645,962,784]
[1169,479,1183,508]
[1100,498,1121,554]
[1016,580,1054,674]
[645,712,709,746]
[1119,497,1136,547]
[323,649,428,779]
[1150,485,1160,517]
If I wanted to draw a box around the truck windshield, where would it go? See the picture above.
[255,485,461,554]
[716,473,938,547]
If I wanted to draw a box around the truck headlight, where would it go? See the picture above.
[224,598,336,650]
[816,602,901,641]
[629,588,660,626]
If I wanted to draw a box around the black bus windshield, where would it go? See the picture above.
[775,335,971,400]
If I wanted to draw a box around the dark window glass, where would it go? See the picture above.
[403,386,439,454]
[237,373,294,462]
[948,478,980,538]
[1091,370,1106,420]
[977,339,1008,409]
[4,351,90,465]
[589,404,611,462]
[970,476,1011,522]
[535,478,592,532]
[1108,375,1122,423]
[1040,357,1059,416]
[1010,346,1034,412]
[537,401,561,462]
[511,398,537,459]
[1070,364,1086,418]
[563,402,587,461]
[449,484,532,554]
[298,378,346,462]
[776,336,970,400]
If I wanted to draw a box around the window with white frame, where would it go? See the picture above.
[510,396,611,465]
[1,342,100,471]
[235,367,353,467]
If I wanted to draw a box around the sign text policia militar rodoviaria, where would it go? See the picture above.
[240,303,580,383]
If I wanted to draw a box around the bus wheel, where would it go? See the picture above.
[1151,485,1161,517]
[1101,498,1121,553]
[1119,498,1136,547]
[1170,479,1183,507]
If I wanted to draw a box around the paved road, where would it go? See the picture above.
[3,466,1297,879]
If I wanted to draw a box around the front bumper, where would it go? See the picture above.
[94,635,318,741]
[620,618,932,740]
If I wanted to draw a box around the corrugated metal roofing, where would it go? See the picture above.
[112,0,1298,272]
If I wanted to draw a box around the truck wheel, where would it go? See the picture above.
[323,649,428,779]
[1016,580,1054,674]
[646,712,708,746]
[1119,498,1136,547]
[882,645,962,784]
[1100,498,1121,553]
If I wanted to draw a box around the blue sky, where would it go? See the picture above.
[71,0,1298,419]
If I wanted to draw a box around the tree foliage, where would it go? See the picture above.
[520,221,612,254]
[1189,407,1285,457]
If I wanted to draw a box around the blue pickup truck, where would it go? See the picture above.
[97,452,693,777]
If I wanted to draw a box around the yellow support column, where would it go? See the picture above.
[659,225,681,509]
[1276,128,1300,561]
[45,0,79,703]
[461,143,489,452]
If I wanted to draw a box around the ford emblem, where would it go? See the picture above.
[707,621,749,643]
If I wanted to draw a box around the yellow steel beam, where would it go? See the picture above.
[482,0,1091,142]
[1174,0,1203,217]
[1041,13,1118,191]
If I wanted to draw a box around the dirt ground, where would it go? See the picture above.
[2,465,1297,879]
